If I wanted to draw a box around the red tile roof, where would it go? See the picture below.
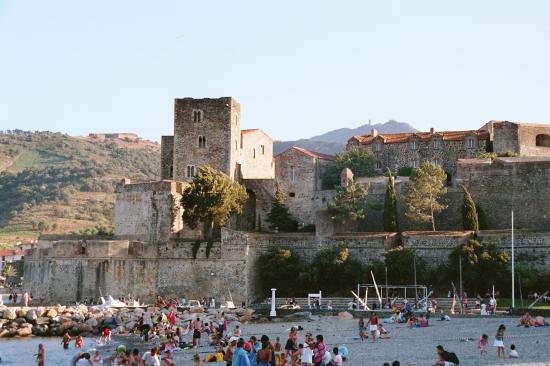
[350,129,489,145]
[288,146,335,160]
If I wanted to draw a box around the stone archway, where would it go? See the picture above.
[536,134,550,147]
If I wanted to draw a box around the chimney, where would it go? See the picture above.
[371,128,378,137]
[430,127,435,134]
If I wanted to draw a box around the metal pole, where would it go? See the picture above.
[512,209,515,309]
[413,256,418,303]
[459,255,463,314]
[270,288,277,317]
[385,266,388,302]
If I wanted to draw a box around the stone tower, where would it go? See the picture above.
[171,97,241,182]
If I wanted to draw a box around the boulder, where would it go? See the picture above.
[17,327,32,337]
[189,306,204,314]
[238,314,252,322]
[59,321,78,333]
[0,329,10,337]
[32,325,49,336]
[284,311,312,319]
[55,305,66,313]
[85,317,98,327]
[16,308,28,318]
[46,309,58,318]
[36,317,50,325]
[26,309,38,322]
[71,323,93,334]
[4,308,17,320]
[15,318,27,325]
[234,308,247,316]
[337,311,353,320]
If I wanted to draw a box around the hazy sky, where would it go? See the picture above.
[1,1,550,141]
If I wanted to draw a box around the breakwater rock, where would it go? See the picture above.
[0,304,255,338]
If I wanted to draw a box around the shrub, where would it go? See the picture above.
[397,166,413,177]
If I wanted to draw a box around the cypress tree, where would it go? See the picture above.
[266,181,298,232]
[383,169,399,232]
[461,184,479,231]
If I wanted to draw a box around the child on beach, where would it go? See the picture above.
[478,334,489,357]
[494,324,506,358]
[193,353,202,366]
[509,344,519,359]
[62,331,72,349]
[75,335,84,348]
[358,316,366,341]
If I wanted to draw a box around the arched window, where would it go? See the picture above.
[198,136,206,148]
[536,134,550,147]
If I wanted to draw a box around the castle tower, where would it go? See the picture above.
[172,97,241,182]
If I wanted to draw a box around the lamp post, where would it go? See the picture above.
[270,288,277,317]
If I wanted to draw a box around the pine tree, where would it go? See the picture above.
[383,169,399,232]
[266,181,298,232]
[461,185,479,231]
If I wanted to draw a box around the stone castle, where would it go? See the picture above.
[24,97,550,303]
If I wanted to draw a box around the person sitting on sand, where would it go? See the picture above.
[407,315,417,328]
[518,312,534,327]
[509,344,519,359]
[534,315,548,327]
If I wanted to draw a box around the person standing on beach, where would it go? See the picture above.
[193,317,203,348]
[367,312,379,342]
[494,324,506,358]
[62,331,72,349]
[358,316,366,341]
[35,344,44,366]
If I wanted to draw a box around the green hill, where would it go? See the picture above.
[0,130,160,247]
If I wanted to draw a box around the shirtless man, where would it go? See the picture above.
[192,317,203,347]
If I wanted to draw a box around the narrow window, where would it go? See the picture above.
[186,166,191,177]
[467,138,475,148]
[197,110,202,122]
[235,140,238,150]
[376,161,382,169]
[410,141,417,150]
[290,166,296,182]
[375,142,381,152]
[193,110,203,122]
[240,135,243,149]
[433,139,440,149]
[261,145,265,154]
[169,165,173,178]
[412,160,418,169]
[253,148,256,159]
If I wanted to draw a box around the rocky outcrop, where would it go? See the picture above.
[0,304,255,338]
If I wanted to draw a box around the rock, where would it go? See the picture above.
[308,315,320,321]
[338,311,353,320]
[46,309,58,318]
[26,309,38,322]
[15,318,27,325]
[19,322,32,329]
[0,319,8,327]
[115,325,126,333]
[85,317,98,327]
[71,323,93,334]
[238,314,252,322]
[0,329,10,337]
[235,308,247,316]
[59,314,73,323]
[32,324,49,336]
[189,306,204,313]
[55,305,66,313]
[36,317,50,325]
[17,327,32,337]
[4,308,17,320]
[59,321,77,333]
[16,308,28,318]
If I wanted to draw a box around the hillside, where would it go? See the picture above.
[0,130,160,247]
[273,120,418,155]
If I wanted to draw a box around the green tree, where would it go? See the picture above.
[405,162,448,231]
[258,246,303,296]
[181,166,248,239]
[446,239,510,295]
[461,185,479,231]
[384,246,427,285]
[266,181,298,232]
[322,147,376,189]
[306,246,367,295]
[383,169,399,232]
[327,179,370,223]
[476,204,488,230]
[2,264,18,279]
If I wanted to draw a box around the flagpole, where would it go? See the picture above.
[511,209,515,309]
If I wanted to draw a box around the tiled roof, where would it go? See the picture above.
[289,147,335,160]
[350,129,489,145]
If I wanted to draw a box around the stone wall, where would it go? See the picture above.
[23,228,550,304]
[237,130,275,179]
[114,180,201,243]
[160,135,174,179]
[518,123,550,157]
[274,148,334,226]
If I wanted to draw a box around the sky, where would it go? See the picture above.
[1,1,550,142]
